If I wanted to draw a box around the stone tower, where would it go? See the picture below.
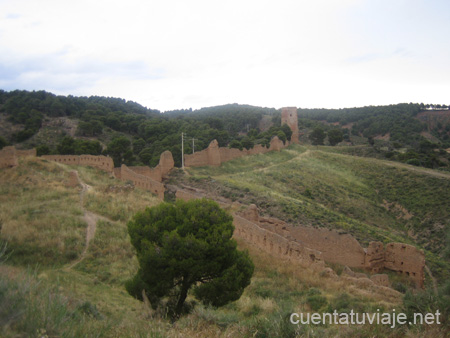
[281,107,299,144]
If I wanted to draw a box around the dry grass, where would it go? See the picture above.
[0,157,85,266]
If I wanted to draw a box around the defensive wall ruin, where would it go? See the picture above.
[1,146,174,200]
[41,151,174,200]
[0,146,18,168]
[256,206,425,288]
[184,136,286,168]
[41,154,115,173]
[174,189,325,271]
[174,187,425,288]
[118,164,165,199]
[0,146,37,168]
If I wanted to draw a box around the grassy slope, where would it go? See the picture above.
[186,144,450,282]
[0,155,447,337]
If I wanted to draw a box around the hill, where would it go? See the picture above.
[1,90,449,171]
[1,147,449,337]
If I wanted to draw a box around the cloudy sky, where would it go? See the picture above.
[0,0,449,111]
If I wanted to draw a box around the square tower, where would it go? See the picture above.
[281,107,299,144]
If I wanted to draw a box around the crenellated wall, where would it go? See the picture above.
[174,188,425,288]
[184,136,288,168]
[42,150,174,200]
[126,150,174,183]
[286,226,367,268]
[119,164,165,199]
[42,154,114,173]
[233,214,324,269]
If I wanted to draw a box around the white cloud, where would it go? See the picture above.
[0,0,449,110]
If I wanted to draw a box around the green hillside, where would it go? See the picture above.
[1,90,449,171]
[1,154,448,337]
[183,145,450,281]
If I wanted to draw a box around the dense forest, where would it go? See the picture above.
[0,89,449,169]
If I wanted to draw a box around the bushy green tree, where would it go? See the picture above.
[126,199,254,319]
[328,129,343,146]
[106,136,132,166]
[309,127,326,145]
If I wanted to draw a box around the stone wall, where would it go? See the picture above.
[0,146,19,168]
[384,243,425,288]
[184,136,288,168]
[119,164,165,199]
[233,214,324,270]
[281,107,299,144]
[175,189,324,270]
[16,148,37,157]
[174,189,425,288]
[42,150,174,200]
[42,154,114,173]
[288,226,367,268]
[126,150,174,182]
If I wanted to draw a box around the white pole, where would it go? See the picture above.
[181,132,184,169]
[192,138,195,154]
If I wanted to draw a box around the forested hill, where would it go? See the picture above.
[0,89,449,169]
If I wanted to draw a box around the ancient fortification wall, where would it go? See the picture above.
[384,243,425,288]
[281,107,299,144]
[42,154,114,173]
[0,146,37,169]
[126,150,174,182]
[233,214,324,270]
[174,189,425,288]
[288,226,367,268]
[0,146,19,168]
[174,189,325,270]
[119,164,165,199]
[185,136,287,168]
[16,148,37,157]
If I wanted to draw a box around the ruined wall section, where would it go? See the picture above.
[79,155,114,173]
[281,225,367,268]
[127,150,174,182]
[42,155,80,165]
[365,241,385,273]
[184,136,288,168]
[16,148,37,157]
[119,164,165,199]
[175,189,324,270]
[233,214,324,269]
[0,146,19,168]
[384,243,425,288]
[281,107,299,144]
[42,154,114,173]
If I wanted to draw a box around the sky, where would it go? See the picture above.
[0,0,449,112]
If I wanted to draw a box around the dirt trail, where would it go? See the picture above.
[66,170,114,269]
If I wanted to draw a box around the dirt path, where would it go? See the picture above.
[66,171,114,269]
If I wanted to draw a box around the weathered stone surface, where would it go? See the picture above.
[0,146,19,168]
[281,107,299,144]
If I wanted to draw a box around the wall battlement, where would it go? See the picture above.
[174,188,425,288]
[42,154,114,173]
[118,164,165,199]
[185,136,287,168]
